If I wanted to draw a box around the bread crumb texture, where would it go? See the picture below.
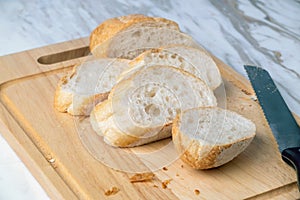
[129,172,155,183]
[104,186,120,196]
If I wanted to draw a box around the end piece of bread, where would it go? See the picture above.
[172,107,256,169]
[90,65,217,147]
[90,14,200,59]
[54,58,130,115]
[120,45,222,89]
[90,14,180,53]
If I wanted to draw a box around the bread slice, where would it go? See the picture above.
[120,45,222,89]
[89,14,199,59]
[90,65,217,147]
[54,58,130,115]
[172,107,256,169]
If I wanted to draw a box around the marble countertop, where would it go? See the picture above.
[0,0,299,199]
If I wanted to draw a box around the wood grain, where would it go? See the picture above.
[0,38,299,199]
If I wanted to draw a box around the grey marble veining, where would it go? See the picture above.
[1,0,299,114]
[210,0,300,108]
[0,0,299,199]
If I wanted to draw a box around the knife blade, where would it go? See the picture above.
[244,65,300,191]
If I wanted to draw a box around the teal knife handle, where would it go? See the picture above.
[282,147,300,191]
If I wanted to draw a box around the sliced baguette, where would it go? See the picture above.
[172,107,256,169]
[120,45,222,89]
[90,65,217,147]
[90,14,200,59]
[54,58,130,115]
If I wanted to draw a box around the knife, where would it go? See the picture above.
[244,65,300,191]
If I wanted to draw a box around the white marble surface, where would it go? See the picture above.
[0,0,299,199]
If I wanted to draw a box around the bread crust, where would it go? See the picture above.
[89,14,180,54]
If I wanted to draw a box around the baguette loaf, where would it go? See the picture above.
[90,65,217,147]
[89,14,199,59]
[172,107,256,169]
[54,58,130,115]
[120,45,222,89]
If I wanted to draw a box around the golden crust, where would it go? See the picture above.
[89,14,179,53]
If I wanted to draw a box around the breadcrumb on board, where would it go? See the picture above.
[129,172,155,183]
[162,179,172,189]
[194,189,200,195]
[104,186,120,196]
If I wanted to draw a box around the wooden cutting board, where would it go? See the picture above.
[0,37,299,200]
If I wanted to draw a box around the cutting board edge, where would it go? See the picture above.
[0,102,78,199]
